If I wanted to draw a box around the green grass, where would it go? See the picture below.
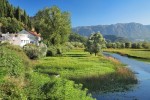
[104,49,150,62]
[35,49,137,92]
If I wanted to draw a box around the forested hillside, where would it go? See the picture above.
[0,0,32,33]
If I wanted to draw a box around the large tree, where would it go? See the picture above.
[85,32,106,56]
[0,17,24,33]
[33,6,71,46]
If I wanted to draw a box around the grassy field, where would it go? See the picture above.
[104,49,150,62]
[35,49,137,92]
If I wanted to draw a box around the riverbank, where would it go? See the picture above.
[35,49,137,92]
[104,49,150,62]
[94,52,150,100]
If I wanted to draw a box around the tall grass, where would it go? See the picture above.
[0,44,95,100]
[35,49,137,92]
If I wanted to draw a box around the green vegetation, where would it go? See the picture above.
[104,35,129,43]
[104,49,150,62]
[33,6,71,46]
[35,49,137,92]
[0,0,31,32]
[0,43,95,100]
[69,32,87,44]
[85,32,106,56]
[106,41,150,49]
[23,43,47,59]
[0,1,139,99]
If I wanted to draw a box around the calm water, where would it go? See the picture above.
[93,52,150,100]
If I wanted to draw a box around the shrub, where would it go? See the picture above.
[46,46,57,56]
[23,43,47,59]
[42,78,95,100]
[38,42,47,57]
[23,44,40,59]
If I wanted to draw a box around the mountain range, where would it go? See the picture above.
[72,23,150,41]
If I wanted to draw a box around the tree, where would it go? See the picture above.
[142,42,150,49]
[69,32,87,43]
[85,32,106,56]
[33,6,71,46]
[137,42,142,49]
[15,7,21,21]
[121,43,125,48]
[125,42,131,48]
[0,17,24,33]
[131,43,137,49]
[116,42,121,48]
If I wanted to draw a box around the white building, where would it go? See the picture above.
[0,30,41,47]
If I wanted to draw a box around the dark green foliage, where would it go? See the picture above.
[0,17,24,33]
[106,42,150,49]
[131,43,138,49]
[15,7,21,21]
[104,35,129,43]
[69,32,87,43]
[0,0,32,32]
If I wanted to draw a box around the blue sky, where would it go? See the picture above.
[8,0,150,27]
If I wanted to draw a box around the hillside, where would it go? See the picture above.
[0,0,32,33]
[73,23,150,41]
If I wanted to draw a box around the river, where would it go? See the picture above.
[93,52,150,100]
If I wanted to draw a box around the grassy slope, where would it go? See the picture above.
[104,49,150,62]
[35,49,137,92]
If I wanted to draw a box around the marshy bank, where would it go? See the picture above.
[35,49,137,92]
[93,52,150,100]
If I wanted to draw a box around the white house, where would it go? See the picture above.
[0,30,41,47]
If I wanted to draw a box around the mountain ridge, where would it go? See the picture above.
[72,22,150,41]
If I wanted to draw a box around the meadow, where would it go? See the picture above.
[104,49,150,62]
[0,43,138,99]
[35,49,137,92]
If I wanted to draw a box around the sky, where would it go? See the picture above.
[8,0,150,27]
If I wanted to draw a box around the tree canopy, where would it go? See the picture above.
[33,6,71,46]
[85,32,106,56]
[0,0,31,33]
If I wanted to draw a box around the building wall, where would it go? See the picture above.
[1,30,41,47]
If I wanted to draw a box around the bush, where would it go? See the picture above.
[42,78,95,100]
[46,46,58,56]
[23,44,40,59]
[23,43,47,59]
[38,42,47,57]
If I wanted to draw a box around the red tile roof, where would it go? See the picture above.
[29,31,41,37]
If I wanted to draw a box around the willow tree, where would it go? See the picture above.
[33,6,71,46]
[85,32,106,56]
